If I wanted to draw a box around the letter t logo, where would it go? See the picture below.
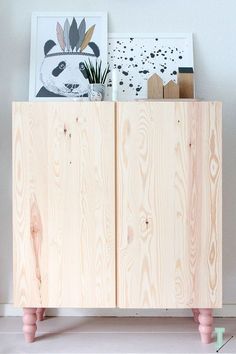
[215,327,225,351]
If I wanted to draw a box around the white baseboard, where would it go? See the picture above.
[0,304,236,317]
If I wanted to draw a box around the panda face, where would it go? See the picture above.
[40,55,88,97]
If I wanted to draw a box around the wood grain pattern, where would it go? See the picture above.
[178,72,194,98]
[13,102,116,308]
[117,101,222,308]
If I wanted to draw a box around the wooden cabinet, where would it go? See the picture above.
[13,102,116,308]
[117,102,222,309]
[12,101,222,343]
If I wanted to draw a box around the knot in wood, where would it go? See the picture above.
[30,223,40,237]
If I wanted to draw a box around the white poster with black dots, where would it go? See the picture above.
[106,33,193,100]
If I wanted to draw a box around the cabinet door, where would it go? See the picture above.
[117,101,222,308]
[13,102,115,307]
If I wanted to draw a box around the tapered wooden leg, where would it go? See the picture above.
[198,309,213,344]
[36,308,45,321]
[23,308,37,343]
[192,308,200,323]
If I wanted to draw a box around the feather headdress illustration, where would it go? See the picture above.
[44,17,100,57]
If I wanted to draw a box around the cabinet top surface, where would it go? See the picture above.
[12,100,222,105]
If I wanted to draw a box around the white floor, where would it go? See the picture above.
[0,317,235,354]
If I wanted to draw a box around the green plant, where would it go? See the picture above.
[84,59,110,84]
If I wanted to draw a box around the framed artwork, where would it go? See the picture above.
[29,12,107,100]
[106,33,193,100]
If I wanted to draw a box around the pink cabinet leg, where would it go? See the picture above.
[192,308,200,323]
[36,308,45,321]
[23,308,37,343]
[198,309,213,344]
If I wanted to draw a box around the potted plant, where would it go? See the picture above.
[83,59,110,101]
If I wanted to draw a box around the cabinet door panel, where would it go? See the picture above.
[117,102,222,308]
[13,102,116,307]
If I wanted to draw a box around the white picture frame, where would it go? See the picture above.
[29,12,107,101]
[106,33,193,100]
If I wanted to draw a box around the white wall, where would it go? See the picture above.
[1,0,236,313]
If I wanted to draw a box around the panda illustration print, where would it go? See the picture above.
[36,17,100,98]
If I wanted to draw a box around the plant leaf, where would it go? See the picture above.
[95,60,98,82]
[69,17,78,51]
[98,60,102,81]
[80,25,96,52]
[84,61,92,83]
[101,64,110,84]
[89,58,95,82]
[88,42,100,57]
[56,22,65,51]
[84,60,93,83]
[84,59,109,84]
[64,18,70,51]
[76,18,86,51]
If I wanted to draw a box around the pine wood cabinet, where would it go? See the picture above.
[12,101,222,343]
[117,102,222,309]
[13,102,116,308]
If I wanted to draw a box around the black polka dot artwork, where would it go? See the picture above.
[106,34,193,100]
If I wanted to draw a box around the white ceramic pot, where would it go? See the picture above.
[88,84,105,101]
